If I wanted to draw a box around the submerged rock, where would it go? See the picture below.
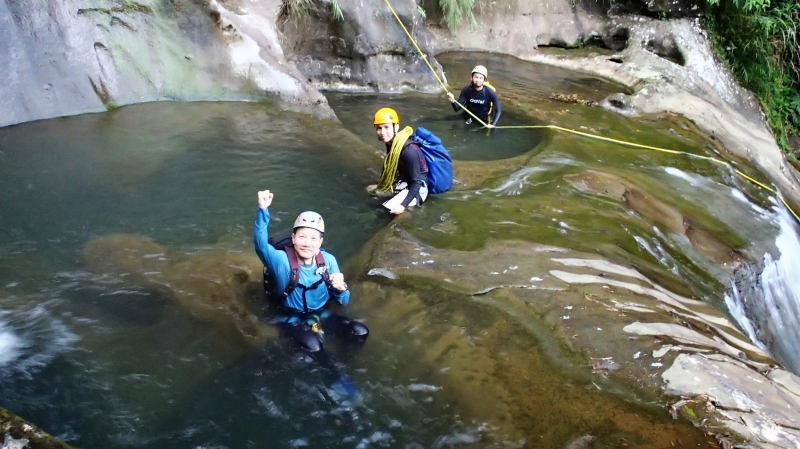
[81,233,275,343]
[565,170,745,269]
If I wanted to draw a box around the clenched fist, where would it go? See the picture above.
[257,190,273,209]
[328,273,348,292]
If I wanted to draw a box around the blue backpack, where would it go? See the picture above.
[412,127,453,194]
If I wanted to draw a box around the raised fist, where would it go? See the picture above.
[257,190,273,209]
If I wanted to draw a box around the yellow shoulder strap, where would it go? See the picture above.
[483,81,496,92]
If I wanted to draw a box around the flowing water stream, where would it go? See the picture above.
[0,52,798,448]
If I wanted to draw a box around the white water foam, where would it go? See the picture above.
[0,315,22,366]
[725,203,800,373]
[663,167,702,186]
[0,303,79,380]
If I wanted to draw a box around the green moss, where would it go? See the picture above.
[77,1,153,15]
[278,0,344,23]
[0,408,74,449]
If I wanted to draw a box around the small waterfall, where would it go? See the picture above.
[726,203,800,374]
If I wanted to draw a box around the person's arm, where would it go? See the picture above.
[398,144,426,209]
[489,88,502,126]
[451,86,468,112]
[325,255,350,306]
[253,190,285,269]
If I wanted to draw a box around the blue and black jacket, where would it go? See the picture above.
[254,208,349,312]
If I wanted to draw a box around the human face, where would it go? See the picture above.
[292,227,323,263]
[471,73,485,88]
[375,123,398,144]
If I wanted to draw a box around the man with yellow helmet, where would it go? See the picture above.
[367,107,429,215]
[446,64,502,128]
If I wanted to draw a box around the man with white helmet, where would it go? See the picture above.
[254,189,368,355]
[446,65,502,128]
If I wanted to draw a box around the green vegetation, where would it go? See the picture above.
[702,0,800,155]
[77,1,153,15]
[279,0,343,22]
[438,0,478,29]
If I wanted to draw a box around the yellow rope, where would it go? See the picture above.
[380,0,800,222]
[383,0,491,127]
[383,0,447,89]
[377,126,414,193]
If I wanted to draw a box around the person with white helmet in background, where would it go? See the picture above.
[254,189,368,358]
[446,65,502,128]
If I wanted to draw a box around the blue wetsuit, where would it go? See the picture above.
[254,207,349,312]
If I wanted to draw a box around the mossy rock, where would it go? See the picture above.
[0,408,73,449]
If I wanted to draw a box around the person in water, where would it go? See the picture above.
[366,107,429,215]
[446,65,502,128]
[253,189,368,358]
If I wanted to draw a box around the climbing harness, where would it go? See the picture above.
[373,0,800,223]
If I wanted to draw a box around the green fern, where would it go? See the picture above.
[439,0,477,29]
[703,0,800,154]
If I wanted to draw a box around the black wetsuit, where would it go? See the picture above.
[451,84,502,125]
[390,141,428,207]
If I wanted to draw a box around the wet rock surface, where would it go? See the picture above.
[81,233,274,343]
[278,0,443,92]
[0,408,72,449]
[663,354,800,448]
[0,0,332,127]
[353,223,800,447]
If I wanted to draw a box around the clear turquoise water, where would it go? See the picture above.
[0,52,748,448]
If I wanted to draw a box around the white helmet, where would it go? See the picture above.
[293,211,325,234]
[471,65,488,78]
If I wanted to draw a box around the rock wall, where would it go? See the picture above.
[0,0,333,127]
[277,0,443,92]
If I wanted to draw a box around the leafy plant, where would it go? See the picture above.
[439,0,478,29]
[702,0,800,154]
[279,0,344,23]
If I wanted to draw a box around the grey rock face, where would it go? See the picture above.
[278,0,444,92]
[0,0,332,127]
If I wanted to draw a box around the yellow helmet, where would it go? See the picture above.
[373,107,399,125]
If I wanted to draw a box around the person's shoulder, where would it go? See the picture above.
[402,139,422,151]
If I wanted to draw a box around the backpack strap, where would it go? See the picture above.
[403,139,428,174]
[279,246,334,310]
[314,251,332,288]
[281,244,301,300]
